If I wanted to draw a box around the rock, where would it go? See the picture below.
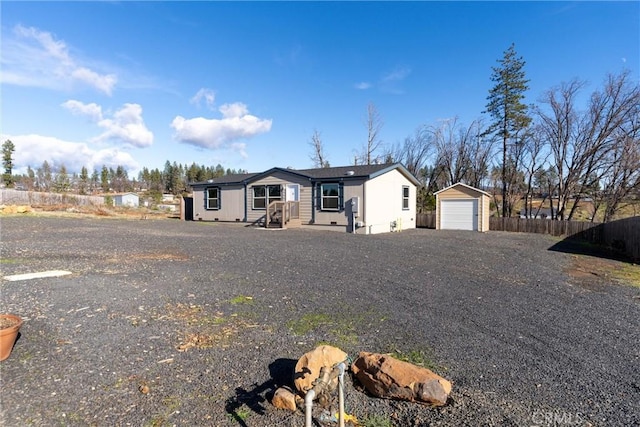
[271,387,298,411]
[294,345,348,393]
[351,351,452,406]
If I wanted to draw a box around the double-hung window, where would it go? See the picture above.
[321,183,340,211]
[402,186,410,210]
[252,185,282,209]
[206,187,220,210]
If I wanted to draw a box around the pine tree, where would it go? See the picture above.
[2,139,15,187]
[485,44,531,217]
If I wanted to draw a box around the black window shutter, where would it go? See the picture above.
[338,182,344,211]
[218,188,221,210]
[316,183,321,210]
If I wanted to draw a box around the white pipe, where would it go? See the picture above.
[304,362,348,427]
[337,362,346,427]
[304,388,316,427]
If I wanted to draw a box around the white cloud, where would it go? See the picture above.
[171,102,272,150]
[1,25,117,95]
[230,142,248,159]
[355,82,372,90]
[62,100,153,148]
[219,102,249,118]
[3,133,139,175]
[61,100,103,121]
[190,88,216,109]
[381,66,411,83]
[94,103,154,148]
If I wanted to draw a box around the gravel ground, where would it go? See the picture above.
[0,215,638,427]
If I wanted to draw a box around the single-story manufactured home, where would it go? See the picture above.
[189,163,420,234]
[435,182,490,232]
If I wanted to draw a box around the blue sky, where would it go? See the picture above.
[1,1,638,177]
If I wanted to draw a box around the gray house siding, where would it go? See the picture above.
[193,184,245,222]
[313,179,365,226]
[246,171,312,225]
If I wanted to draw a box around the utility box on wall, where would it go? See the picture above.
[350,196,360,215]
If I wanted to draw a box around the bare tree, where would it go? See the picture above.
[387,125,433,176]
[358,102,384,165]
[465,120,494,189]
[521,124,549,218]
[309,129,330,168]
[538,71,640,220]
[433,117,474,187]
[600,109,640,222]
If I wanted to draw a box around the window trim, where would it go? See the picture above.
[252,184,282,210]
[321,183,340,211]
[402,185,410,210]
[206,187,220,210]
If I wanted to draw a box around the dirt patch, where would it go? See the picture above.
[129,253,189,261]
[566,254,640,290]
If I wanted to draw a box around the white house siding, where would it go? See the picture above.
[193,184,245,221]
[245,171,313,225]
[363,169,416,234]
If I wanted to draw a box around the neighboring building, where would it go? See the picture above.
[520,208,554,219]
[112,192,139,207]
[189,163,420,234]
[435,183,491,232]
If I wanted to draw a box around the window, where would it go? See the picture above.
[252,185,281,209]
[321,183,340,210]
[402,186,410,210]
[206,187,219,210]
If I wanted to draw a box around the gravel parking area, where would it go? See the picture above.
[1,216,638,427]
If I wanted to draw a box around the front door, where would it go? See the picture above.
[286,184,299,202]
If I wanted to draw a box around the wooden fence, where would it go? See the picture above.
[489,217,601,238]
[416,213,436,229]
[417,212,638,261]
[489,217,639,262]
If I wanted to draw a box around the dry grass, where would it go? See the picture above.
[567,254,640,289]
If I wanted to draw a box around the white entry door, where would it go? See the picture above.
[441,199,478,231]
[286,184,299,202]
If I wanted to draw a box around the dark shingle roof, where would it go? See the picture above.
[295,164,392,179]
[191,163,419,186]
[191,173,259,186]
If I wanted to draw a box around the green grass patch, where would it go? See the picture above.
[229,295,254,305]
[227,407,251,423]
[288,312,332,335]
[0,258,19,264]
[387,346,443,372]
[361,414,393,427]
[611,264,640,288]
[288,306,387,349]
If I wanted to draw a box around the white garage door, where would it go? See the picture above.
[441,199,478,231]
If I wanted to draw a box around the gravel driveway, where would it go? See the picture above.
[1,216,638,427]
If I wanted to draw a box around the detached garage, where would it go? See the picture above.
[435,183,490,232]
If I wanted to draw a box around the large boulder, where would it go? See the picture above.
[351,351,451,406]
[294,345,348,393]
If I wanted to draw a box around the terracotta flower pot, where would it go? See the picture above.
[0,314,23,361]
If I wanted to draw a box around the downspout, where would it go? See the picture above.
[243,183,248,222]
[311,182,316,224]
